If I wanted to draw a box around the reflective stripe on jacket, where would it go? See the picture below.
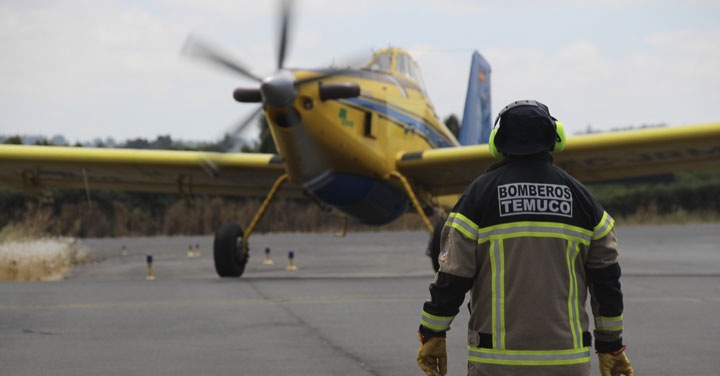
[421,154,624,376]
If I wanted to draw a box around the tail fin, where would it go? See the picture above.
[458,51,492,145]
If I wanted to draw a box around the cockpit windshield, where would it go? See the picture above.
[367,52,393,73]
[364,50,428,94]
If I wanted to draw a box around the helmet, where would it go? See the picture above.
[488,100,566,158]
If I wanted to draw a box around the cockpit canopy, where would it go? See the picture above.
[364,48,428,94]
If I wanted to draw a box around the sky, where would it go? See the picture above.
[1,0,719,144]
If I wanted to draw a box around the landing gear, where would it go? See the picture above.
[213,223,248,277]
[387,171,434,233]
[427,219,445,272]
[212,173,289,278]
[387,171,441,272]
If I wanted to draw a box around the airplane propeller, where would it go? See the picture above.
[225,106,264,151]
[182,0,360,150]
[182,0,298,143]
[182,36,262,83]
[277,0,291,70]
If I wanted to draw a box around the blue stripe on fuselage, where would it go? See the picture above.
[342,97,454,149]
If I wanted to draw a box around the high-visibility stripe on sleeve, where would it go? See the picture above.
[445,212,479,240]
[592,211,615,240]
[595,315,623,331]
[468,346,590,366]
[421,311,455,331]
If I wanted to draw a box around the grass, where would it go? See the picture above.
[614,205,720,225]
[0,195,717,282]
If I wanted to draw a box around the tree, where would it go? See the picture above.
[218,133,236,152]
[258,116,277,154]
[123,138,150,149]
[3,136,23,145]
[34,138,53,146]
[444,114,461,139]
[151,135,173,149]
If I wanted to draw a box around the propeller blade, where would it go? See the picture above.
[224,106,264,152]
[182,36,262,83]
[277,0,292,70]
[228,106,264,140]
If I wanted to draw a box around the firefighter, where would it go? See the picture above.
[416,100,633,376]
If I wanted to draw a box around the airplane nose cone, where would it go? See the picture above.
[260,70,298,107]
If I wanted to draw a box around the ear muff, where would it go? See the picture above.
[488,128,503,158]
[553,121,566,152]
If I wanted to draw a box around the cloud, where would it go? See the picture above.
[1,1,719,142]
[646,28,720,57]
[418,31,720,135]
[0,1,241,140]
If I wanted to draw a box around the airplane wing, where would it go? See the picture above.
[397,123,720,196]
[0,145,303,197]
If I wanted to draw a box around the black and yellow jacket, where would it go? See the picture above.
[420,153,624,376]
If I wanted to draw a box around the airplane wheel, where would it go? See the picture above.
[427,218,445,272]
[213,222,248,277]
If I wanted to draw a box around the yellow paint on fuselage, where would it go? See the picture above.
[265,49,459,192]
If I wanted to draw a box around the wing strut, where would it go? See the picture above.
[387,171,433,233]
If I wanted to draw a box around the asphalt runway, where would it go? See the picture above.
[1,225,719,375]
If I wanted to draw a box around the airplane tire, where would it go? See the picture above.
[428,218,445,272]
[213,222,248,277]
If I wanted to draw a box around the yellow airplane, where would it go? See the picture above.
[1,4,719,277]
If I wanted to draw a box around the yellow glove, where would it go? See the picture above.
[417,333,447,376]
[597,345,634,376]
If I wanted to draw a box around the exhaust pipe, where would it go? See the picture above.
[318,82,361,101]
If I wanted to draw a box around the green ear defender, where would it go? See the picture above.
[488,128,502,158]
[553,121,566,152]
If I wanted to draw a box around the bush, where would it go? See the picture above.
[1,168,718,238]
[588,168,720,222]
